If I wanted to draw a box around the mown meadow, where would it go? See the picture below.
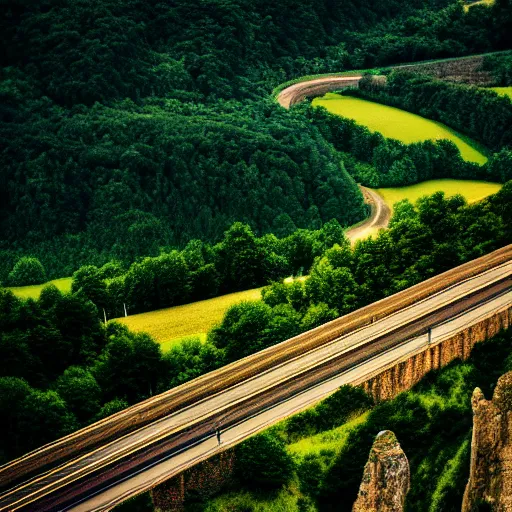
[119,288,263,349]
[7,277,72,300]
[377,179,502,212]
[311,93,488,164]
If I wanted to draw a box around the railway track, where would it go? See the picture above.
[0,246,511,511]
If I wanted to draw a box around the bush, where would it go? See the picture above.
[235,432,295,490]
[7,257,46,286]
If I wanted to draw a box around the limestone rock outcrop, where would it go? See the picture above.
[462,372,512,512]
[352,430,410,512]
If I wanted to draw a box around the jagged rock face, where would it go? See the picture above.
[462,372,512,512]
[352,430,410,512]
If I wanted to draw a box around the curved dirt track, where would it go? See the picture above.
[346,187,391,243]
[277,77,391,239]
[277,75,362,108]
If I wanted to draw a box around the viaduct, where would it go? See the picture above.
[0,245,510,511]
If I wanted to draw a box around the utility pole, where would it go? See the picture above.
[103,308,107,325]
[124,303,128,317]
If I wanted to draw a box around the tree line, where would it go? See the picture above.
[2,185,511,464]
[71,220,349,317]
[307,95,512,188]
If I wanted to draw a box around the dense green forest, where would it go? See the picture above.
[2,0,512,281]
[2,185,512,464]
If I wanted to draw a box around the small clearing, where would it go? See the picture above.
[376,179,502,212]
[312,93,488,164]
[490,86,512,99]
[8,277,72,299]
[118,288,263,348]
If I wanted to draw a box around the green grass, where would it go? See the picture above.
[8,277,72,300]
[376,179,502,212]
[312,93,488,164]
[490,86,512,99]
[287,412,369,458]
[118,288,263,348]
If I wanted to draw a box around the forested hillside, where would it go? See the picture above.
[2,0,512,281]
[2,185,512,464]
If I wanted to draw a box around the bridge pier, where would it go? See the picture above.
[361,305,512,402]
[151,450,235,511]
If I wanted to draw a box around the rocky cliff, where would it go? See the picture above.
[462,372,512,512]
[352,430,410,512]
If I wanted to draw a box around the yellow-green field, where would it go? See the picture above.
[287,412,369,457]
[490,87,512,99]
[312,93,488,164]
[8,277,72,299]
[464,0,494,11]
[118,288,263,349]
[376,179,501,212]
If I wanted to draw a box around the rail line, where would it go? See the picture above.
[0,247,510,510]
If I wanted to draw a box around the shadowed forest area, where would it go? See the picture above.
[1,0,512,280]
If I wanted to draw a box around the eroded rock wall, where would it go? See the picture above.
[352,430,410,512]
[151,450,235,512]
[362,307,512,402]
[462,372,512,512]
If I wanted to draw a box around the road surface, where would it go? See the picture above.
[345,186,391,243]
[277,75,362,108]
[0,249,511,511]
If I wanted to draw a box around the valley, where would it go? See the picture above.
[1,0,512,510]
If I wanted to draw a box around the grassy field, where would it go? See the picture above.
[118,288,263,349]
[376,179,501,212]
[8,277,72,299]
[464,0,494,11]
[490,86,512,99]
[312,93,488,164]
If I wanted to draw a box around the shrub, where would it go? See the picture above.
[235,432,295,490]
[7,257,46,286]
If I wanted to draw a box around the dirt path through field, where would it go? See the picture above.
[278,76,391,241]
[277,75,363,108]
[346,186,391,243]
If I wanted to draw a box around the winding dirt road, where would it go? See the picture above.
[346,186,391,243]
[277,75,362,108]
[277,77,391,241]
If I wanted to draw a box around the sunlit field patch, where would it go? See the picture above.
[312,93,488,164]
[376,179,501,212]
[118,288,263,348]
[490,86,512,99]
[463,0,494,11]
[8,277,72,299]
